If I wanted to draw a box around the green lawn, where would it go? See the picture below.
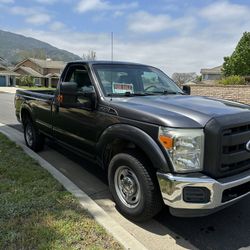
[17,86,56,91]
[0,133,121,250]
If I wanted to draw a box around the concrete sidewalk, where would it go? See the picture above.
[0,87,19,94]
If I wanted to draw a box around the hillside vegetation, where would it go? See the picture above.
[0,30,81,64]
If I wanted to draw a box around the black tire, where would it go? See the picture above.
[24,118,44,152]
[108,151,163,222]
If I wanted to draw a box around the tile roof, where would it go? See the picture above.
[0,64,20,76]
[29,58,66,69]
[200,66,223,75]
[0,63,7,70]
[0,70,20,76]
[19,66,44,78]
[45,72,60,78]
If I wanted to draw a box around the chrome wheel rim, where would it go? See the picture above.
[114,166,141,208]
[25,124,33,147]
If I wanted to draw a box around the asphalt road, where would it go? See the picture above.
[1,92,250,250]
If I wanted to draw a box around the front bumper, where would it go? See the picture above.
[157,169,250,217]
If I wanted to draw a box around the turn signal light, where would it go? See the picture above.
[159,135,173,149]
[57,95,63,103]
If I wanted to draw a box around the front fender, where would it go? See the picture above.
[96,124,170,172]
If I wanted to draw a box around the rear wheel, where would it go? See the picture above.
[24,119,44,152]
[108,151,162,222]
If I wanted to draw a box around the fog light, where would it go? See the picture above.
[183,187,210,203]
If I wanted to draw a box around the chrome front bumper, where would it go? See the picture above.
[157,169,250,213]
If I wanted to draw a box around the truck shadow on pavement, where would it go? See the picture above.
[10,133,248,250]
[154,198,250,250]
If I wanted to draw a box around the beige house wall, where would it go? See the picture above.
[189,84,250,105]
[47,68,62,74]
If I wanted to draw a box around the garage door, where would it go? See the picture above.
[0,76,6,86]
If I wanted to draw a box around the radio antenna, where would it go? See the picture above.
[111,32,114,62]
[110,32,114,101]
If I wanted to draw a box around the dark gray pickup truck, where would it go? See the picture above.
[15,61,250,221]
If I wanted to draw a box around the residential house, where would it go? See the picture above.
[200,66,223,81]
[14,58,66,87]
[0,63,19,86]
[0,56,10,66]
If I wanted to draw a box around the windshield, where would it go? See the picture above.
[93,64,183,96]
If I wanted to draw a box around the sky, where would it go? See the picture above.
[0,0,249,75]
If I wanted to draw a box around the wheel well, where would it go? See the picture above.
[103,138,154,172]
[21,109,31,125]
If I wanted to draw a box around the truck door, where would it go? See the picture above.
[52,64,100,159]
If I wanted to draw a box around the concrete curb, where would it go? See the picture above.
[0,123,147,250]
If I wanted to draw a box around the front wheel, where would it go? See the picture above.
[108,151,162,222]
[24,119,44,152]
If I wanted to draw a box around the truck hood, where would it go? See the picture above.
[109,95,250,128]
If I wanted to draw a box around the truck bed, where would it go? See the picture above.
[15,89,56,123]
[16,89,56,100]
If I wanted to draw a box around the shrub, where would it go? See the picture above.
[196,75,202,82]
[218,75,246,85]
[18,75,34,87]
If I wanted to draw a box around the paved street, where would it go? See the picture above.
[1,91,250,250]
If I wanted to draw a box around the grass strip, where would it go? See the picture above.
[17,86,56,90]
[0,133,121,250]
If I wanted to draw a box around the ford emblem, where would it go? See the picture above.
[246,140,250,152]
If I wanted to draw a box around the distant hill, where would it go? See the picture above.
[0,30,81,65]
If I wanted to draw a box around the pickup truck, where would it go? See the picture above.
[15,61,250,221]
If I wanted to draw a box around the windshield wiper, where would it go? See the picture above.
[107,92,152,97]
[150,90,184,95]
[107,91,183,97]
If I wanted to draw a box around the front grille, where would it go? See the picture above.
[220,125,250,174]
[223,124,250,135]
[204,113,250,178]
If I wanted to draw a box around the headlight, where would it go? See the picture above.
[159,127,204,173]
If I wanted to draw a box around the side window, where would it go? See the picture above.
[63,65,94,107]
[65,65,93,92]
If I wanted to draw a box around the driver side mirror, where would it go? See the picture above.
[182,85,191,95]
[58,82,97,110]
[60,81,78,94]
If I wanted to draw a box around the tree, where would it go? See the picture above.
[222,32,250,76]
[19,75,34,87]
[82,50,97,61]
[172,72,197,85]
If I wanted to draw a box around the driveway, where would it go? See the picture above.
[0,86,20,94]
[1,92,250,250]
